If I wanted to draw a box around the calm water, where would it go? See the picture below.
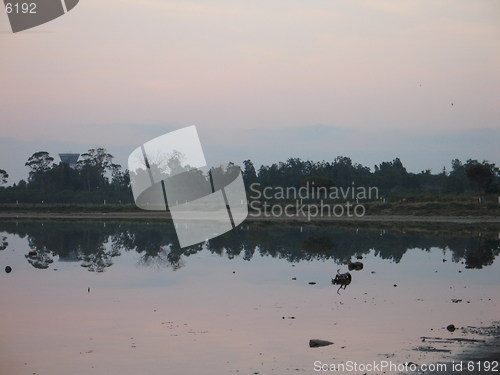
[0,221,499,375]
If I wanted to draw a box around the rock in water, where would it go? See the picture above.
[348,261,363,271]
[446,324,456,332]
[5,266,12,273]
[309,339,333,348]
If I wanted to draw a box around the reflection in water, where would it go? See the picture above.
[0,235,7,251]
[0,221,498,271]
[25,250,54,269]
[331,269,352,294]
[1,221,499,375]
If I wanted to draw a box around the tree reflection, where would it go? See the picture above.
[0,221,498,271]
[0,235,7,251]
[79,244,120,273]
[25,250,54,269]
[465,238,498,269]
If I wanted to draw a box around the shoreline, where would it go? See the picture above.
[0,211,499,224]
[411,325,500,375]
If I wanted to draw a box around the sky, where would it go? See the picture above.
[0,0,499,183]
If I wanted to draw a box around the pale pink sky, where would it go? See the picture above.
[0,0,499,182]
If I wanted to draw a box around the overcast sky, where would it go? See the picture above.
[1,0,499,183]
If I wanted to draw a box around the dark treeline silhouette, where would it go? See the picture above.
[0,148,132,203]
[243,157,500,200]
[0,151,499,203]
[0,221,497,271]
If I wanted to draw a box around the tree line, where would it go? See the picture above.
[243,157,499,200]
[0,148,131,204]
[0,150,498,203]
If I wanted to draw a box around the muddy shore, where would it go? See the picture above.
[411,328,500,375]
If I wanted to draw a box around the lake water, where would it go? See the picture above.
[0,221,499,375]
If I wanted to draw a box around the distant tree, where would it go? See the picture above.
[78,148,114,170]
[25,151,54,188]
[210,162,240,190]
[165,150,187,175]
[258,163,280,187]
[44,162,82,190]
[0,169,8,185]
[332,156,355,186]
[442,159,469,194]
[243,160,257,185]
[77,148,118,190]
[373,158,412,190]
[465,160,497,201]
[111,166,130,189]
[25,152,54,176]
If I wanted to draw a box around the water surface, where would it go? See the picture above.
[1,221,499,374]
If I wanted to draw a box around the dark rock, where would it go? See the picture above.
[356,255,363,260]
[393,284,397,287]
[447,324,456,332]
[348,261,363,271]
[28,251,37,257]
[5,266,12,273]
[309,339,333,348]
[308,282,317,285]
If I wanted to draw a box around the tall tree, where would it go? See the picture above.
[243,160,257,184]
[465,160,497,201]
[111,166,130,189]
[373,158,411,190]
[77,148,118,191]
[25,151,54,188]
